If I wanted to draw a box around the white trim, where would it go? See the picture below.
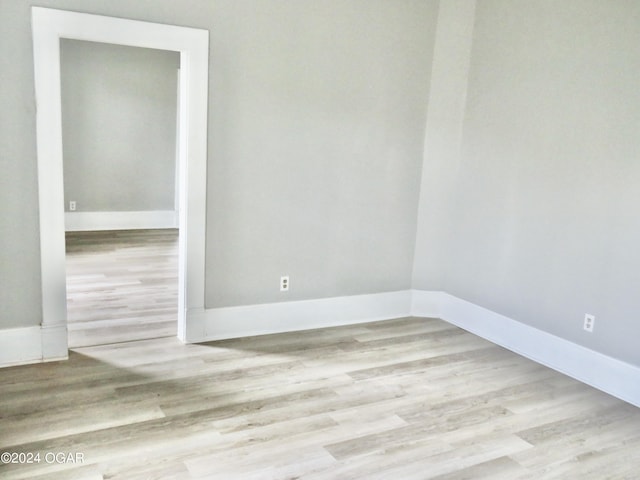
[0,327,41,367]
[187,291,413,343]
[0,326,67,368]
[65,210,178,231]
[411,290,640,408]
[3,285,639,408]
[409,290,443,318]
[40,324,68,361]
[175,67,181,217]
[31,7,208,357]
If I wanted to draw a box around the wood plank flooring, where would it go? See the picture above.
[65,229,178,347]
[1,317,639,479]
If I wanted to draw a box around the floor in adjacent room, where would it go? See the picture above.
[65,229,178,348]
[1,317,639,479]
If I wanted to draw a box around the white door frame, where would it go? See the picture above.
[32,7,208,359]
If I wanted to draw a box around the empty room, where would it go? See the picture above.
[1,1,639,479]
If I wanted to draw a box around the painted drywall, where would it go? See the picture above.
[60,39,178,213]
[0,0,437,329]
[412,0,476,290]
[414,0,640,366]
[205,1,437,307]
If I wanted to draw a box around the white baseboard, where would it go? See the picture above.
[65,210,177,231]
[412,290,640,408]
[410,290,444,318]
[0,325,68,368]
[41,324,69,360]
[188,290,413,343]
[3,288,639,408]
[0,326,42,367]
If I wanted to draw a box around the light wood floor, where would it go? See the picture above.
[1,317,639,479]
[65,229,178,348]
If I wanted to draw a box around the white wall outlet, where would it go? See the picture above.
[280,276,289,292]
[584,314,595,332]
[69,201,77,211]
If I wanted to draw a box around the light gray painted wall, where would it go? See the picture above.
[61,40,178,212]
[205,1,437,307]
[0,0,41,328]
[0,0,437,328]
[414,0,640,366]
[412,0,476,291]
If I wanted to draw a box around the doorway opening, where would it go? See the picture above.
[32,7,208,359]
[60,39,180,347]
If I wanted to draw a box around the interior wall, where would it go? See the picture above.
[412,0,476,291]
[0,0,42,329]
[205,0,438,307]
[0,0,438,329]
[60,40,179,213]
[414,0,640,366]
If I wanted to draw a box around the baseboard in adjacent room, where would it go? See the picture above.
[65,210,177,232]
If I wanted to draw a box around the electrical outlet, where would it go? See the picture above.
[584,314,595,332]
[280,276,289,292]
[69,201,77,211]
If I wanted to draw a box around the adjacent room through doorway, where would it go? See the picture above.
[60,39,180,347]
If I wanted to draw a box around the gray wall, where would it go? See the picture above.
[0,0,437,328]
[414,0,640,366]
[205,1,437,307]
[61,40,178,212]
